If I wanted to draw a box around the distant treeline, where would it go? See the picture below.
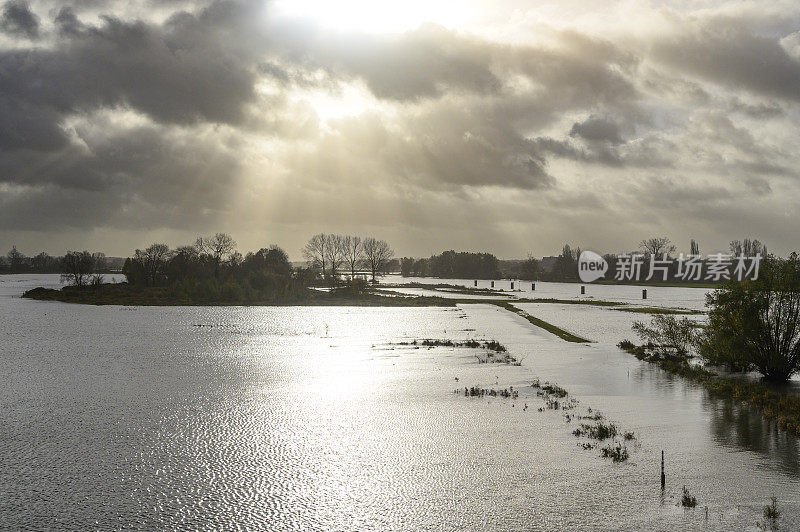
[0,246,122,274]
[397,237,769,283]
[400,251,502,279]
[538,238,768,284]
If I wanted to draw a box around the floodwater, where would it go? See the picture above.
[2,274,799,530]
[383,274,711,310]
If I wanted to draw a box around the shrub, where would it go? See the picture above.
[632,314,698,358]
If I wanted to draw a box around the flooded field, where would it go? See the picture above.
[2,275,798,530]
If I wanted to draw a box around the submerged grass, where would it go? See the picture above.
[681,486,698,508]
[618,339,800,437]
[401,338,519,364]
[600,442,630,462]
[573,421,618,440]
[459,386,519,399]
[493,302,592,343]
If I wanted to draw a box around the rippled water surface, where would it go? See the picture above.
[2,275,799,530]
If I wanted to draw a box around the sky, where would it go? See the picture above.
[1,0,799,260]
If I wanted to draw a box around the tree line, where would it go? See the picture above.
[400,251,501,279]
[0,246,117,275]
[522,237,767,283]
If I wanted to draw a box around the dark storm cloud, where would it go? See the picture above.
[0,0,262,160]
[1,0,799,255]
[0,119,242,230]
[651,18,800,102]
[54,7,83,36]
[569,116,624,145]
[532,136,623,167]
[0,0,38,39]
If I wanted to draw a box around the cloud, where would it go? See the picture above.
[0,0,38,39]
[569,116,624,145]
[2,0,800,257]
[651,17,800,102]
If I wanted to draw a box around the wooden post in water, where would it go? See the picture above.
[643,289,648,300]
[532,283,535,291]
[474,280,477,287]
[581,285,585,295]
[491,281,494,288]
[511,281,514,290]
[661,450,665,489]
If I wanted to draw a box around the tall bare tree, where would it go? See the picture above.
[363,237,393,282]
[324,234,347,278]
[196,233,236,278]
[689,239,700,256]
[730,238,766,257]
[303,233,327,276]
[343,235,363,279]
[640,237,676,257]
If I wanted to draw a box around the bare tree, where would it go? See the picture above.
[640,237,676,257]
[730,238,766,257]
[689,239,700,256]
[363,237,393,282]
[303,233,327,275]
[60,251,96,287]
[324,234,347,278]
[196,233,236,278]
[343,235,363,279]
[92,252,107,272]
[7,245,24,270]
[133,243,171,286]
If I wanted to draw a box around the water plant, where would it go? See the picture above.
[681,486,697,508]
[573,422,618,440]
[600,443,629,462]
[460,386,519,399]
[763,496,780,520]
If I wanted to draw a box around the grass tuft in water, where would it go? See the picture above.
[600,442,629,462]
[573,422,618,440]
[763,496,780,520]
[681,486,697,508]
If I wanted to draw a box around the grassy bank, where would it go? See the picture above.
[493,301,592,343]
[618,341,800,437]
[22,284,456,307]
[593,280,720,289]
[514,297,623,307]
[384,282,509,297]
[612,307,703,315]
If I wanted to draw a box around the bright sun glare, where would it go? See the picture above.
[273,0,472,33]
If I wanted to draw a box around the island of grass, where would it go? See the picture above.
[383,282,510,297]
[22,283,457,307]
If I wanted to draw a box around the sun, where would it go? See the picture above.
[272,0,472,34]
